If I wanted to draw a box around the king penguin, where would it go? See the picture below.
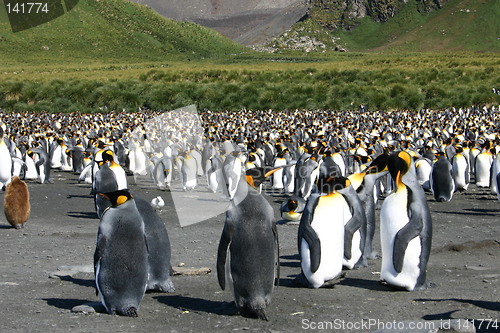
[336,177,369,269]
[94,190,148,317]
[451,146,470,192]
[430,152,455,202]
[380,151,433,291]
[280,196,306,222]
[295,176,348,288]
[216,161,279,320]
[0,128,12,189]
[134,196,175,293]
[474,141,493,187]
[93,160,118,219]
[347,153,390,260]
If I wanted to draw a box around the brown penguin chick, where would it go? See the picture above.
[4,176,31,229]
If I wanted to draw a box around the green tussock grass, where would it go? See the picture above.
[0,0,498,113]
[0,52,498,112]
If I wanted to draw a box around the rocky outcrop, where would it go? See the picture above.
[130,0,450,45]
[309,0,450,30]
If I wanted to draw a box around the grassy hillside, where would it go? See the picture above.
[333,0,500,52]
[0,0,245,65]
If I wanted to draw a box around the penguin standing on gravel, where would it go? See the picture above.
[295,176,349,289]
[94,190,148,317]
[4,176,30,229]
[134,196,175,293]
[430,152,455,202]
[451,146,469,192]
[380,151,433,291]
[217,163,279,320]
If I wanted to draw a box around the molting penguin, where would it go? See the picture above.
[380,151,433,291]
[216,166,279,320]
[4,176,30,229]
[430,152,455,202]
[295,176,348,288]
[94,190,148,317]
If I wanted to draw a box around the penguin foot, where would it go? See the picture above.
[321,272,346,288]
[122,307,138,317]
[239,306,269,321]
[147,279,175,293]
[367,251,381,260]
[414,280,437,291]
[292,272,313,288]
[353,258,369,269]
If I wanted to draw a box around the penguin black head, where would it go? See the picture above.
[287,199,298,211]
[388,151,411,188]
[98,190,133,207]
[365,153,389,175]
[317,176,350,194]
[245,167,282,189]
[102,150,114,163]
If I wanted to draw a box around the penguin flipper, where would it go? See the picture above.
[35,158,45,174]
[216,213,234,291]
[298,195,321,273]
[94,233,107,296]
[302,224,321,273]
[393,192,423,273]
[341,193,360,261]
[272,222,280,286]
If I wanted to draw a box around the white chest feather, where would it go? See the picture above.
[380,187,422,290]
[301,194,346,288]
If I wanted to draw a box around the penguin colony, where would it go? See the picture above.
[0,105,499,318]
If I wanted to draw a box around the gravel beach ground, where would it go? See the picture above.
[0,170,498,332]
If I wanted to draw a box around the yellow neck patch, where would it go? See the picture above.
[117,195,129,206]
[348,172,365,190]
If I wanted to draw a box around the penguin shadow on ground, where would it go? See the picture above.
[154,295,237,316]
[67,211,98,219]
[279,254,300,268]
[43,298,98,311]
[59,275,96,288]
[435,208,500,217]
[415,298,500,312]
[0,224,15,229]
[421,306,500,333]
[338,277,397,292]
[67,194,93,199]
